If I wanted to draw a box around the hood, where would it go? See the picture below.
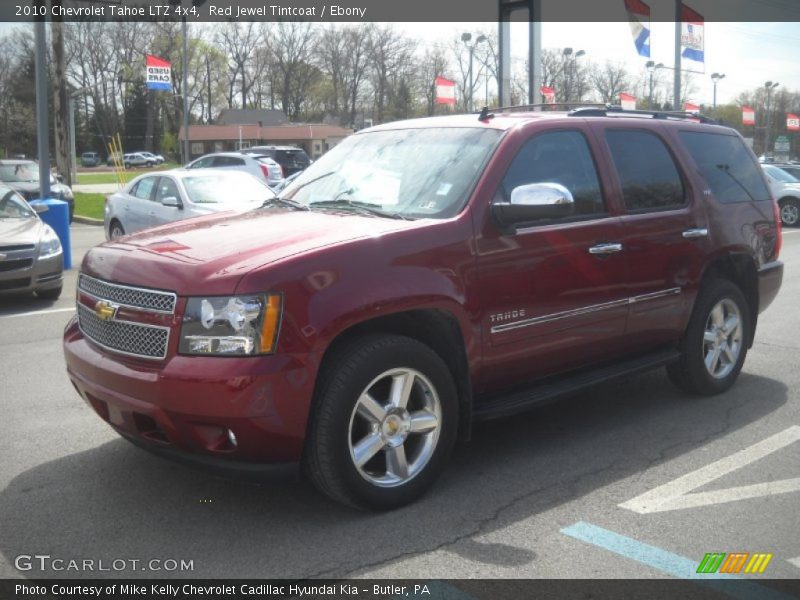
[82,208,419,295]
[0,217,42,246]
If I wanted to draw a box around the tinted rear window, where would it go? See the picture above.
[606,130,685,211]
[275,150,309,165]
[679,131,770,202]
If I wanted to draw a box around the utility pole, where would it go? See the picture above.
[673,0,682,110]
[182,16,190,164]
[52,15,71,186]
[34,18,50,199]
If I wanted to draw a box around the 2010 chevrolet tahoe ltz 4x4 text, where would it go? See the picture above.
[64,107,783,509]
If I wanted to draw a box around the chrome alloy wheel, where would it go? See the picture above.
[781,202,799,226]
[348,368,441,488]
[703,298,743,379]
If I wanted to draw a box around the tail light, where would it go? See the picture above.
[772,200,782,260]
[259,164,270,181]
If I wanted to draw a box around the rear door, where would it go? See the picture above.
[591,123,710,350]
[120,176,157,233]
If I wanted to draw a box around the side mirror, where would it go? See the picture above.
[492,182,575,231]
[56,174,64,183]
[32,203,48,214]
[161,196,182,208]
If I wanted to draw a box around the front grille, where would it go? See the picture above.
[0,258,33,272]
[78,274,176,313]
[0,244,35,252]
[78,305,169,359]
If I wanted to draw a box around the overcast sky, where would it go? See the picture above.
[400,21,800,106]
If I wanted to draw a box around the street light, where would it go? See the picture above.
[645,61,664,109]
[764,81,780,156]
[562,48,585,102]
[462,32,487,112]
[710,72,725,110]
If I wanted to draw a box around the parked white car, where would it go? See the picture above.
[186,152,284,189]
[104,169,275,239]
[762,164,800,227]
[123,153,157,168]
[138,151,165,165]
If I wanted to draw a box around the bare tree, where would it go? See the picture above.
[264,22,317,119]
[416,47,450,116]
[366,25,414,124]
[216,22,262,109]
[590,61,631,104]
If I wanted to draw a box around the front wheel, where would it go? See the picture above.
[109,220,125,240]
[667,279,750,396]
[779,198,800,227]
[305,334,458,510]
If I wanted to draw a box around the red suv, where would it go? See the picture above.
[63,108,783,509]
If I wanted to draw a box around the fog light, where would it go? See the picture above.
[227,429,238,448]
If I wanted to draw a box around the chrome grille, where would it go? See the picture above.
[78,305,169,360]
[78,274,176,313]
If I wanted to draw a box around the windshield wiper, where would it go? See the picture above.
[309,199,412,220]
[262,197,309,210]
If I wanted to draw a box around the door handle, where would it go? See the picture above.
[682,228,708,239]
[588,243,623,255]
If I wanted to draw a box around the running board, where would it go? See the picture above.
[472,348,681,422]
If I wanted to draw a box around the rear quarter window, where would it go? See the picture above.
[678,131,770,203]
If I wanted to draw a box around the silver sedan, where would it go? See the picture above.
[104,169,275,240]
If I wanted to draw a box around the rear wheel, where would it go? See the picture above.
[779,198,800,227]
[305,334,458,510]
[667,279,750,395]
[124,162,131,169]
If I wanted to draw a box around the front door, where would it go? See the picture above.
[475,127,630,394]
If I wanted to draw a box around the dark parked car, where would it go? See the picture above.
[0,184,63,299]
[244,145,311,176]
[64,108,782,509]
[0,159,75,222]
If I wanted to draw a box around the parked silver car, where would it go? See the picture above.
[103,169,275,239]
[123,153,156,168]
[0,183,63,299]
[0,159,75,222]
[762,164,800,227]
[185,152,284,189]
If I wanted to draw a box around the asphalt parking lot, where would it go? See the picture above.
[1,224,799,582]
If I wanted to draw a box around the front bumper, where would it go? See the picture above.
[757,260,783,314]
[0,251,62,295]
[63,316,319,467]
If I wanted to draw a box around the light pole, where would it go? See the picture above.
[461,32,487,112]
[764,81,779,156]
[645,61,664,108]
[710,72,725,110]
[562,48,585,103]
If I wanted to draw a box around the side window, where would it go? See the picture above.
[501,130,605,217]
[133,177,156,201]
[155,177,180,203]
[678,131,770,203]
[188,157,213,169]
[213,156,244,167]
[605,130,685,211]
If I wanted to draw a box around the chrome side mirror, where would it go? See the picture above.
[493,182,575,231]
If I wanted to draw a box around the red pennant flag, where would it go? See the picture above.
[435,76,456,105]
[742,106,755,125]
[787,114,800,132]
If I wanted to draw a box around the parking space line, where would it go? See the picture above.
[561,522,795,600]
[789,557,800,570]
[619,426,800,513]
[0,307,75,319]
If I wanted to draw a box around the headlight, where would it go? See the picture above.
[60,186,73,199]
[179,294,282,356]
[38,224,62,259]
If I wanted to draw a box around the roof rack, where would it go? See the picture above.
[569,105,718,124]
[487,102,606,113]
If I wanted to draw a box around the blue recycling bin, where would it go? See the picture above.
[29,198,72,270]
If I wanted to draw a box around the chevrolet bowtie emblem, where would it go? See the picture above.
[94,300,118,321]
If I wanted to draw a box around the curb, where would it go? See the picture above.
[73,215,103,226]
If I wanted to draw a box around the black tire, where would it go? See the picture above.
[36,285,62,300]
[667,279,750,396]
[305,334,458,510]
[109,220,125,239]
[146,161,154,167]
[779,198,800,227]
[124,162,131,169]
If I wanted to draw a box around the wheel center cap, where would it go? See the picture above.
[381,412,410,446]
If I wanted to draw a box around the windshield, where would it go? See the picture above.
[764,165,799,183]
[282,127,502,219]
[0,162,40,183]
[0,188,36,218]
[182,172,275,204]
